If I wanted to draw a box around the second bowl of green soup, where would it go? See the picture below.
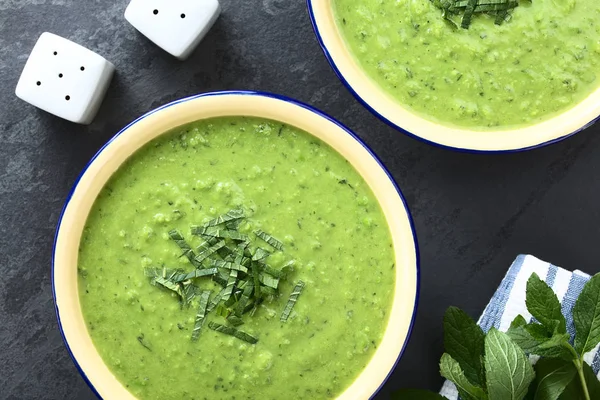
[308,0,600,151]
[53,91,419,399]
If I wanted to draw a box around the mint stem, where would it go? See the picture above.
[574,358,591,400]
[566,345,590,400]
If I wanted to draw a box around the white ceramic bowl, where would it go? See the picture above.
[52,91,420,399]
[307,1,600,152]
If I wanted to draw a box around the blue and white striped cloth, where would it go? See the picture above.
[440,254,600,399]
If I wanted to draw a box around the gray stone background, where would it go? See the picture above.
[1,0,599,399]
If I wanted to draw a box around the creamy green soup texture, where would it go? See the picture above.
[333,0,600,129]
[78,117,395,400]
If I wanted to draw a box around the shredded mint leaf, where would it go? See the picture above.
[281,280,305,322]
[528,358,576,400]
[221,269,238,302]
[191,290,211,341]
[232,243,251,266]
[233,240,250,256]
[207,287,228,313]
[252,248,271,262]
[261,264,287,279]
[196,236,219,252]
[145,209,307,346]
[148,268,198,306]
[254,229,284,251]
[194,240,226,264]
[259,273,279,289]
[168,230,202,268]
[225,218,242,230]
[439,353,487,400]
[224,289,241,308]
[208,322,258,344]
[181,282,198,307]
[260,286,277,297]
[202,209,244,227]
[144,267,179,279]
[495,9,508,25]
[441,8,460,29]
[191,225,248,241]
[212,271,228,288]
[461,0,478,28]
[526,273,567,334]
[475,1,518,12]
[234,282,255,317]
[434,0,521,28]
[207,259,249,274]
[171,267,218,283]
[443,306,486,388]
[226,315,244,327]
[573,274,600,355]
[484,328,535,400]
[390,389,448,399]
[251,264,261,302]
[451,0,519,12]
[215,303,230,318]
[153,276,183,299]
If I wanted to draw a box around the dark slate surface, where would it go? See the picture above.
[1,1,599,399]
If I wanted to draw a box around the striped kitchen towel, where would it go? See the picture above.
[440,254,600,399]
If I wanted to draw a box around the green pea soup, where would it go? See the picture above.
[78,117,396,400]
[333,0,600,129]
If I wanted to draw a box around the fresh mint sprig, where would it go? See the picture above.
[393,272,600,400]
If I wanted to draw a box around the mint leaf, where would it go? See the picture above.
[526,273,567,334]
[509,315,528,330]
[508,322,574,361]
[391,389,448,399]
[529,358,576,400]
[485,328,535,400]
[440,353,488,400]
[573,274,600,355]
[556,377,579,400]
[506,323,539,352]
[444,306,486,388]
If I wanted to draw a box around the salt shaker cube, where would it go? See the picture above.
[125,0,221,60]
[15,32,115,125]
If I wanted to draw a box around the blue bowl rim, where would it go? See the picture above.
[305,0,600,154]
[51,90,421,400]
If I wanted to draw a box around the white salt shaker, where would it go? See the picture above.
[15,33,115,125]
[125,0,221,60]
[15,32,115,124]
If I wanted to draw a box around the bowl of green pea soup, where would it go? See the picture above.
[53,91,419,400]
[308,0,600,151]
